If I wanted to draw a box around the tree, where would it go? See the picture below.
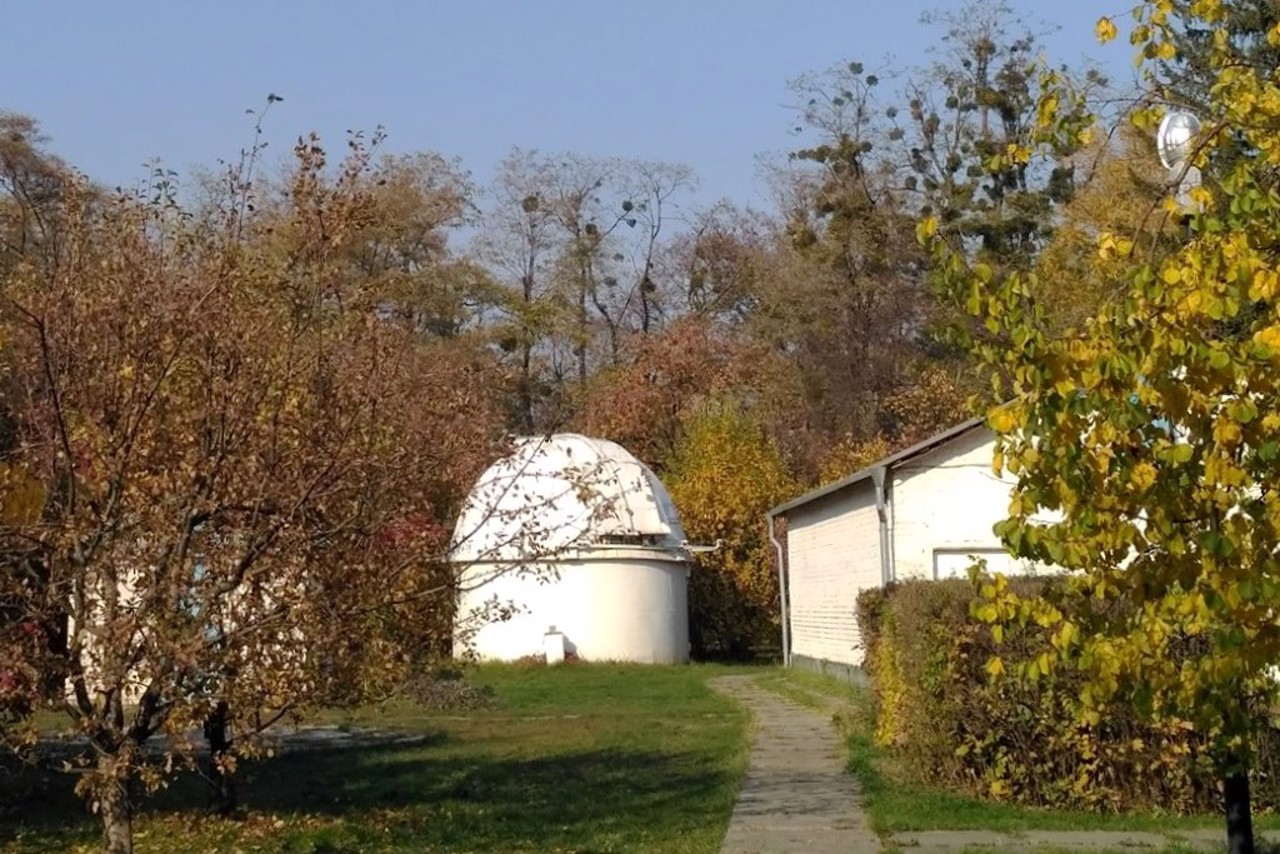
[1030,125,1173,335]
[1159,2,1280,122]
[0,463,48,752]
[664,400,796,659]
[755,0,1098,469]
[0,113,73,276]
[780,66,932,443]
[476,150,695,432]
[928,4,1280,852]
[904,1,1099,267]
[475,149,567,431]
[342,152,504,341]
[668,202,769,324]
[575,317,754,469]
[0,132,503,853]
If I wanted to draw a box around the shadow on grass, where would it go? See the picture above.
[1,734,735,851]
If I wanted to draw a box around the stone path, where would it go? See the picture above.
[711,674,880,854]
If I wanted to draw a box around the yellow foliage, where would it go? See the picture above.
[0,464,44,527]
[665,399,798,656]
[1096,16,1119,43]
[928,0,1280,808]
[860,581,1280,814]
[818,435,889,486]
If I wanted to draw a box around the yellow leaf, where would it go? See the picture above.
[1096,16,1118,43]
[989,406,1021,434]
[1255,325,1280,351]
[1130,461,1157,492]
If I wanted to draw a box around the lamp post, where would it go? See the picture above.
[1157,110,1203,215]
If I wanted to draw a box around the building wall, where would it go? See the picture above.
[781,424,1065,673]
[455,552,690,664]
[889,427,1032,580]
[785,486,882,667]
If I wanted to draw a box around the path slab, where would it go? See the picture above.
[711,675,880,854]
[892,827,1280,851]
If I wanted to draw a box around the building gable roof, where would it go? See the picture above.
[768,417,987,517]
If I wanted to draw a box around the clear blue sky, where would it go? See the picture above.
[6,1,1132,209]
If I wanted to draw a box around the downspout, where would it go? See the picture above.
[767,510,789,667]
[870,466,892,585]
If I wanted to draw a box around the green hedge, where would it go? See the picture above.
[856,578,1280,814]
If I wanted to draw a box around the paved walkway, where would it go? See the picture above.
[711,675,880,854]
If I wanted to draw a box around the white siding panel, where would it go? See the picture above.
[890,427,1032,579]
[786,486,882,667]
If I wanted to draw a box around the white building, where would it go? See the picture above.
[451,433,690,664]
[769,419,1034,679]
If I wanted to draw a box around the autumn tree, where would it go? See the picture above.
[476,150,695,432]
[905,2,1103,266]
[758,1,1104,472]
[0,463,48,752]
[0,131,504,852]
[343,151,504,340]
[928,4,1280,852]
[668,202,770,324]
[575,317,755,469]
[664,400,796,659]
[1159,2,1280,133]
[777,66,931,442]
[1030,124,1173,334]
[0,113,73,276]
[476,149,567,430]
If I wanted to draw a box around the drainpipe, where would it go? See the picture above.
[870,466,892,585]
[766,511,789,667]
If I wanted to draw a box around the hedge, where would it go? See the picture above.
[856,578,1280,814]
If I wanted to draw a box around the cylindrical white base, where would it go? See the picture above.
[454,552,689,664]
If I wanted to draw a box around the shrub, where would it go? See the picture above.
[857,578,1280,814]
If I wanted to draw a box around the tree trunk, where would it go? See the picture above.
[1225,764,1254,854]
[518,343,534,433]
[97,764,133,854]
[203,700,237,816]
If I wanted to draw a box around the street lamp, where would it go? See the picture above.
[1157,110,1203,214]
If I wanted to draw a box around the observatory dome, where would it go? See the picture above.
[450,433,686,563]
[451,434,690,664]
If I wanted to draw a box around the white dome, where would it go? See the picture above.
[450,433,686,564]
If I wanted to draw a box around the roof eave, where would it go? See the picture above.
[767,416,987,517]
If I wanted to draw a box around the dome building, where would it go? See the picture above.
[451,434,690,664]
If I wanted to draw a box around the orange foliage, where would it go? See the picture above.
[574,318,758,468]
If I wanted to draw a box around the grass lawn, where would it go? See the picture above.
[0,663,755,853]
[758,669,1278,839]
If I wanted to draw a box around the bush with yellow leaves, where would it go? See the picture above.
[857,579,1280,814]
